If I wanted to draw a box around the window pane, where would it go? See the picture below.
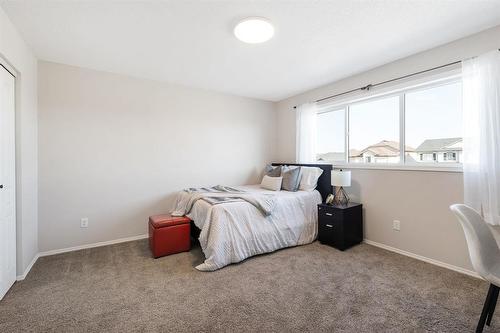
[405,81,462,164]
[349,96,400,163]
[316,108,345,162]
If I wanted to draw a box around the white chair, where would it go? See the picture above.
[450,204,500,333]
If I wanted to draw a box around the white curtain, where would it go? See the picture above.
[462,50,500,225]
[296,102,318,163]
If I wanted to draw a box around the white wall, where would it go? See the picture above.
[0,7,38,276]
[276,25,500,272]
[38,61,276,252]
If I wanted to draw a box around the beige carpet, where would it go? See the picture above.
[0,240,494,332]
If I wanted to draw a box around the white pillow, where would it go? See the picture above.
[260,175,283,191]
[299,167,323,191]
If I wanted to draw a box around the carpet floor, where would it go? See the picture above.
[0,240,494,332]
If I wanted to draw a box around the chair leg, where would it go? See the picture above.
[486,285,499,326]
[477,284,496,333]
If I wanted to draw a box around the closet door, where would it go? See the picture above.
[0,65,16,300]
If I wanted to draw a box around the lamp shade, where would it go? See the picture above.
[331,170,351,187]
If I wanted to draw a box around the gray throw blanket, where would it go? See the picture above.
[171,185,276,217]
[184,185,245,193]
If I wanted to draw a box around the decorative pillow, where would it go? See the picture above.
[281,166,301,191]
[299,167,324,191]
[260,175,283,191]
[264,164,282,177]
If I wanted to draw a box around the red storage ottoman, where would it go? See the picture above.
[148,214,191,258]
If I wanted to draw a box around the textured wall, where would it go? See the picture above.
[38,61,277,252]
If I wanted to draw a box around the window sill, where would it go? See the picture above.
[331,163,463,173]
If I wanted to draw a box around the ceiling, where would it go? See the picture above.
[2,1,500,102]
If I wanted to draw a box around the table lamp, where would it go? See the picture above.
[331,169,351,205]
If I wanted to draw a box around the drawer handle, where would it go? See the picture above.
[326,213,333,216]
[325,224,333,228]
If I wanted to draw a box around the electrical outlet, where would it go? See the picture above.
[80,218,89,228]
[393,220,400,231]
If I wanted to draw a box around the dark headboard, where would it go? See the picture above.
[272,163,332,203]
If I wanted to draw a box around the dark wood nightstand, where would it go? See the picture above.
[318,202,363,251]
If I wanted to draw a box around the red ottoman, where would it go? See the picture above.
[148,214,191,258]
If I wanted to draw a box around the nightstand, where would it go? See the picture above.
[318,202,363,251]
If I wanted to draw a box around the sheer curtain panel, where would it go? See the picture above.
[296,102,318,163]
[462,50,500,225]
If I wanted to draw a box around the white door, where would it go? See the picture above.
[0,65,16,300]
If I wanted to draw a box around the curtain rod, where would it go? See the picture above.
[292,49,500,109]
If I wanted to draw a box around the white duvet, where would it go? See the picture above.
[179,185,321,271]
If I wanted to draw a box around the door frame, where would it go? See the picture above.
[0,54,19,283]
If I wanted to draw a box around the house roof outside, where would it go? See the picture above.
[348,149,362,157]
[317,152,345,161]
[317,149,363,161]
[362,146,399,157]
[415,137,463,153]
[318,138,463,160]
[353,140,415,157]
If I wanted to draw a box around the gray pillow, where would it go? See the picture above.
[281,166,301,191]
[265,164,282,177]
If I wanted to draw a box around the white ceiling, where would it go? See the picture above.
[2,1,500,101]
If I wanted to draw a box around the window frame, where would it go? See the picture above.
[315,74,463,173]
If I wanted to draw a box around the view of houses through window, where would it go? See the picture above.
[316,78,462,166]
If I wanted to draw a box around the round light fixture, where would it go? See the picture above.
[234,17,274,44]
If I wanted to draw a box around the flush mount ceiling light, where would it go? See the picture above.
[234,17,274,44]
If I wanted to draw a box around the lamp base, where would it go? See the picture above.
[333,186,350,206]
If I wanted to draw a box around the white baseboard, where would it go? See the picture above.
[16,253,40,281]
[38,234,149,257]
[16,234,148,281]
[363,239,481,280]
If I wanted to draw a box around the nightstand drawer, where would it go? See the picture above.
[318,220,338,244]
[320,210,336,219]
[318,207,342,225]
[318,206,335,217]
[318,206,340,221]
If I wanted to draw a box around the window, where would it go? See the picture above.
[405,81,462,164]
[314,76,462,169]
[316,108,345,162]
[349,96,400,164]
[444,152,457,161]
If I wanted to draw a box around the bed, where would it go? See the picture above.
[172,163,332,271]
